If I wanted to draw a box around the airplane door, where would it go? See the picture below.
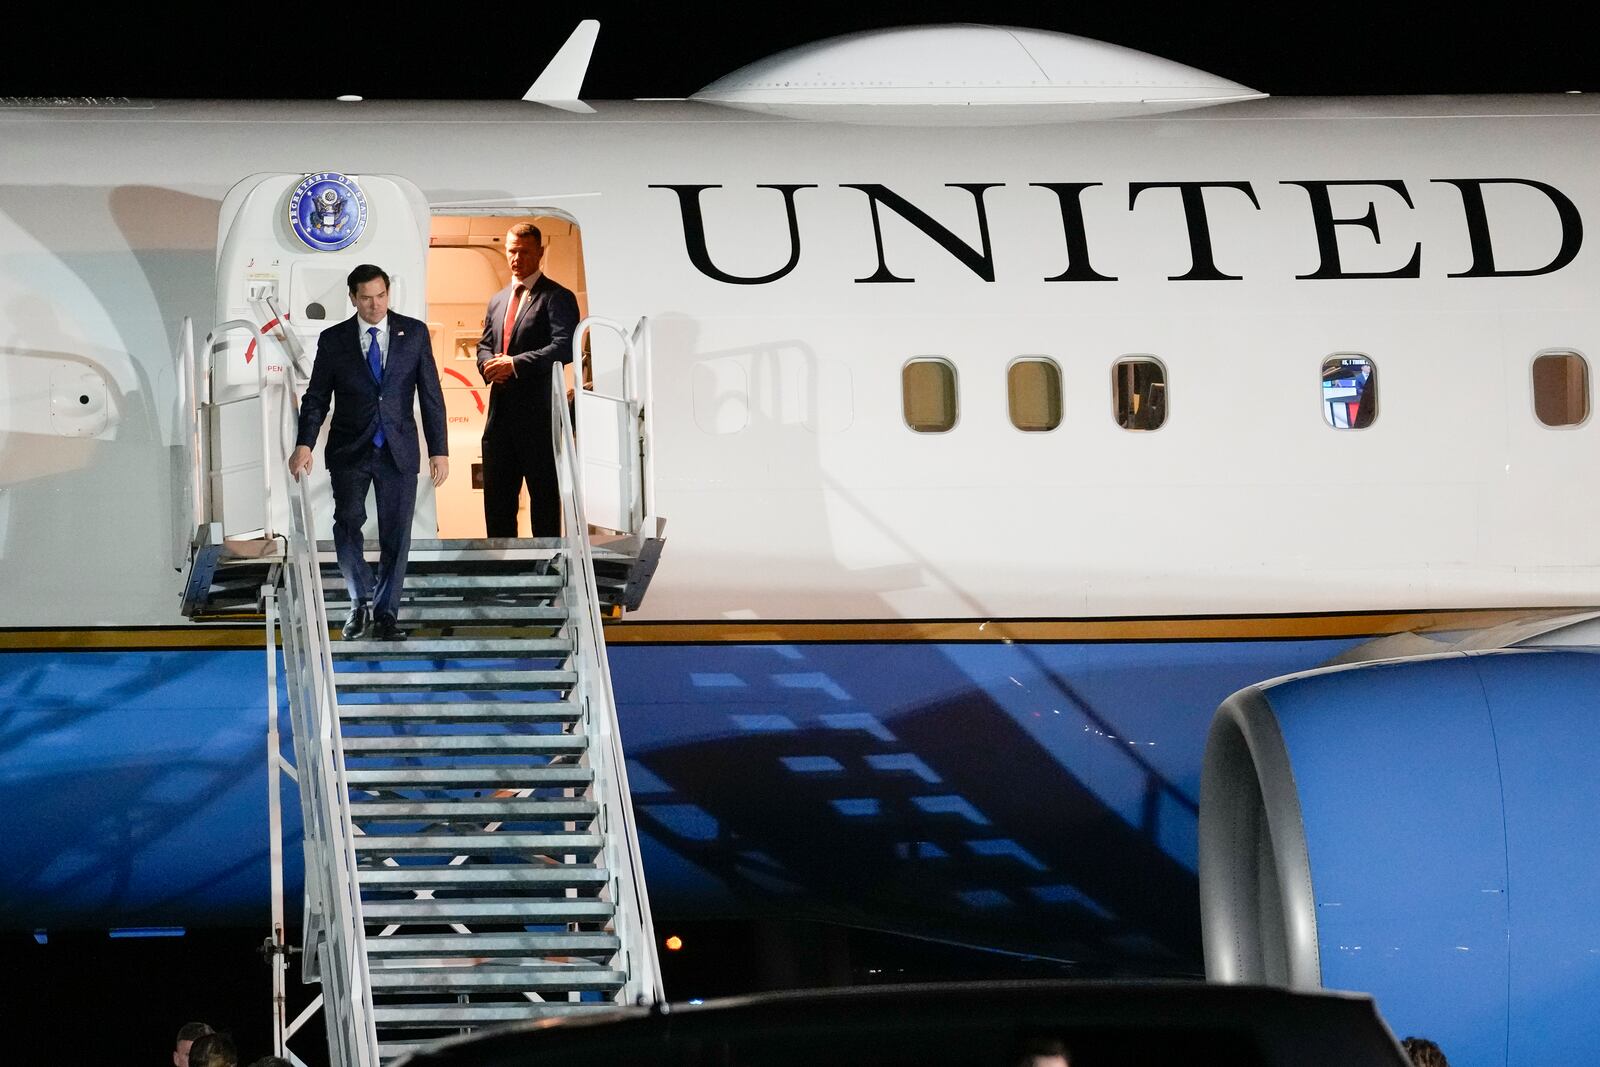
[207,172,435,542]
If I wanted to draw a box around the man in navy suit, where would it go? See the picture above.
[288,264,449,640]
[476,222,579,538]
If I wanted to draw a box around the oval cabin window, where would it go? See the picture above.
[1321,355,1377,429]
[903,358,958,433]
[1008,357,1062,432]
[1112,357,1167,431]
[1532,351,1589,427]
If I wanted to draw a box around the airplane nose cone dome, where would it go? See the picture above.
[691,24,1265,125]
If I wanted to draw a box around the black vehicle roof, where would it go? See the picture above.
[395,980,1408,1067]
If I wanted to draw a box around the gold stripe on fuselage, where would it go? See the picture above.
[0,608,1565,652]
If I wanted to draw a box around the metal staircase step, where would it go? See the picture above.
[377,1039,438,1061]
[385,605,569,622]
[325,593,563,610]
[378,1039,446,1063]
[325,574,563,592]
[340,734,587,755]
[372,1002,618,1026]
[340,702,581,725]
[352,832,604,856]
[368,965,627,992]
[333,637,573,658]
[358,866,608,890]
[364,931,620,958]
[346,766,592,788]
[334,669,578,693]
[362,898,615,923]
[318,538,562,562]
[350,798,598,820]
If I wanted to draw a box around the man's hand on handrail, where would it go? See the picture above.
[288,445,313,481]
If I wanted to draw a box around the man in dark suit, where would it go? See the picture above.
[476,221,580,538]
[288,264,449,640]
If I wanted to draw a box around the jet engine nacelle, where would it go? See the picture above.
[1199,648,1600,1067]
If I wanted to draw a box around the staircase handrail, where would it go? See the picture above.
[177,317,205,565]
[573,315,657,541]
[266,339,380,1066]
[574,315,635,407]
[633,315,658,542]
[551,376,665,1004]
[260,295,313,379]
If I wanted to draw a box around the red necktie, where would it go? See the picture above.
[500,283,526,356]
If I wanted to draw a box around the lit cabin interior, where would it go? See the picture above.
[426,214,588,538]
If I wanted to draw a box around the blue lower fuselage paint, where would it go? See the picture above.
[0,635,1361,974]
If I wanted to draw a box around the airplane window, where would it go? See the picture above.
[1008,358,1062,432]
[1532,350,1589,427]
[1112,357,1167,431]
[903,358,959,433]
[1321,354,1376,429]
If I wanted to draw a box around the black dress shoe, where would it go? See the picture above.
[371,615,407,641]
[342,601,371,641]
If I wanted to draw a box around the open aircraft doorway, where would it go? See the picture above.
[426,212,590,539]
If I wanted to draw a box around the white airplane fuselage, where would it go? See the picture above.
[3,95,1598,630]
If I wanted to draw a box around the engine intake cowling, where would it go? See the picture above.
[1200,648,1600,1067]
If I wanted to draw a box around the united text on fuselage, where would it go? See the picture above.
[655,177,1583,284]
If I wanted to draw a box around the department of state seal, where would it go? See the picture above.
[288,172,368,252]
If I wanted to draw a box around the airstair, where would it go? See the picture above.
[180,301,664,1065]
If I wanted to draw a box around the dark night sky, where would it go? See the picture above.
[6,2,1599,100]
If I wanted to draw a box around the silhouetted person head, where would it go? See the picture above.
[174,1023,213,1067]
[1012,1035,1072,1067]
[244,1058,291,1067]
[1401,1036,1450,1067]
[187,1032,239,1067]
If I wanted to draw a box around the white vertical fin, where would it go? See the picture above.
[523,20,600,113]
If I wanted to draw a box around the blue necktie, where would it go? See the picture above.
[366,326,385,449]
